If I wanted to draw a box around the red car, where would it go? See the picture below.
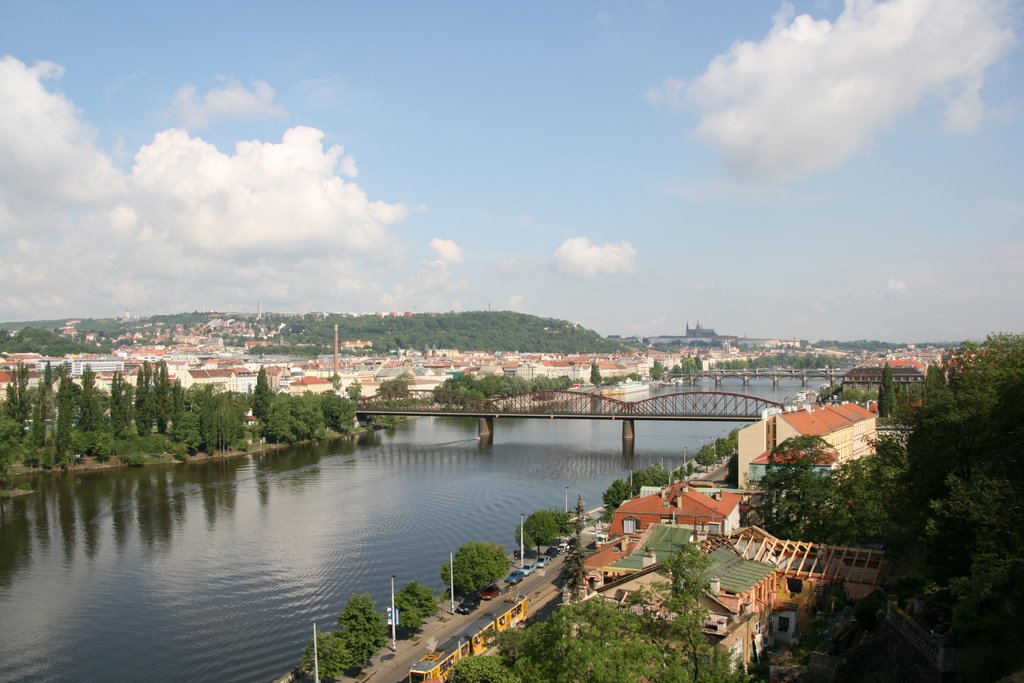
[478,583,502,600]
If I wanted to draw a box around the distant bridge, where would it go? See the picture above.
[356,389,782,445]
[668,368,847,388]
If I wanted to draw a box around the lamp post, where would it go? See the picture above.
[449,551,455,615]
[519,513,525,568]
[390,575,397,652]
[312,622,319,683]
[564,486,569,513]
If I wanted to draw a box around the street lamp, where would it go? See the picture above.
[390,575,397,652]
[564,486,569,513]
[449,552,455,615]
[520,513,525,568]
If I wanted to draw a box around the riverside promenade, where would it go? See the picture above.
[345,554,568,683]
[276,514,605,683]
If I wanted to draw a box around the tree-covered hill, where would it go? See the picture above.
[0,327,110,355]
[273,311,628,354]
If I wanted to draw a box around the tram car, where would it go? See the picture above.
[408,596,528,682]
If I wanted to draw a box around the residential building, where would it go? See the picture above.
[608,481,742,537]
[737,403,876,489]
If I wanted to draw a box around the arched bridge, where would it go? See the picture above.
[357,389,781,445]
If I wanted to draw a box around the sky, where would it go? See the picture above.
[0,0,1021,342]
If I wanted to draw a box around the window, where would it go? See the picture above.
[623,517,639,534]
[777,616,790,632]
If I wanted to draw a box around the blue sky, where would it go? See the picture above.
[1,0,1021,342]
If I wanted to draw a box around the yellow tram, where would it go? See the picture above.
[408,596,528,682]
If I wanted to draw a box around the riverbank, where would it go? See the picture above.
[7,427,378,483]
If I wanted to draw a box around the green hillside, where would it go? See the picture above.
[269,311,627,354]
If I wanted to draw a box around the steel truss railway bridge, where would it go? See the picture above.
[357,389,782,446]
[668,367,847,388]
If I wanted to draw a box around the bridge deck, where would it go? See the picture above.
[357,390,780,422]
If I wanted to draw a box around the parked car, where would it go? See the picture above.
[545,546,561,558]
[556,540,570,552]
[478,583,502,600]
[521,563,537,576]
[456,595,481,614]
[534,555,551,569]
[504,570,526,585]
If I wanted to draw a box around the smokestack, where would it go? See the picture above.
[709,576,720,595]
[334,324,339,377]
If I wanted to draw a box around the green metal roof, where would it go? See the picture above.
[705,547,775,594]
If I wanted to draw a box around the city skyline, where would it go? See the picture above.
[1,1,1021,342]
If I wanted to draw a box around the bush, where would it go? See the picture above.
[119,453,147,467]
[854,592,887,631]
[16,482,32,491]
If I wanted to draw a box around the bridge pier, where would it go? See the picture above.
[772,376,779,388]
[622,419,635,445]
[478,417,494,446]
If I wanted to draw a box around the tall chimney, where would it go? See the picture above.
[709,576,720,596]
[333,324,339,377]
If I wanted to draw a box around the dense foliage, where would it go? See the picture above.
[442,541,510,597]
[302,592,387,677]
[0,359,358,474]
[492,544,744,682]
[392,581,438,632]
[752,335,1024,680]
[275,311,626,354]
[438,374,573,398]
[0,327,110,354]
[516,509,570,555]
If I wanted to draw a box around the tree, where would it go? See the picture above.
[77,365,103,433]
[302,629,352,680]
[31,380,50,449]
[54,372,78,465]
[562,495,588,602]
[590,362,602,386]
[504,599,664,682]
[153,361,171,433]
[517,509,564,555]
[393,580,438,632]
[108,371,133,440]
[755,435,836,542]
[335,593,387,670]
[252,367,271,423]
[3,363,31,428]
[0,415,24,485]
[451,654,521,683]
[878,362,895,418]
[135,362,152,435]
[443,540,509,597]
[345,380,362,401]
[650,360,665,381]
[378,373,413,395]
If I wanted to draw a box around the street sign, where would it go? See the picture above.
[387,607,400,627]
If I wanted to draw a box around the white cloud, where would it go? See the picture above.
[0,55,412,320]
[553,237,636,278]
[887,276,908,295]
[654,0,1015,181]
[171,78,288,129]
[430,238,464,264]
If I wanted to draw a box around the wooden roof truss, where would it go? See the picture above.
[725,527,885,586]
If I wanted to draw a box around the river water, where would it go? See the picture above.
[0,382,801,682]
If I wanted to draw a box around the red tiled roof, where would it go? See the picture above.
[751,449,837,466]
[780,404,873,436]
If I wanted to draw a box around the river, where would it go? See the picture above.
[0,381,804,681]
